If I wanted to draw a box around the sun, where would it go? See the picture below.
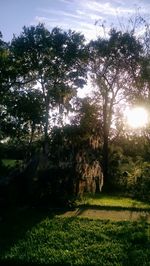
[125,107,148,129]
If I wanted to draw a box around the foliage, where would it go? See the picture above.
[88,29,142,189]
[1,20,150,199]
[133,162,150,201]
[10,24,88,140]
[0,33,11,140]
[50,123,101,163]
[107,147,150,201]
[72,97,101,133]
[1,89,44,142]
[33,124,102,206]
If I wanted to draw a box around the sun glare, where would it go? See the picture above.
[125,107,148,129]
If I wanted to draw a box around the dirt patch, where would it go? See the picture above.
[58,208,150,222]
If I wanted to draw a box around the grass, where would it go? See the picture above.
[0,207,150,266]
[0,194,150,265]
[76,193,150,211]
[2,159,22,167]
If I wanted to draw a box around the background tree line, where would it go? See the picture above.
[1,18,150,206]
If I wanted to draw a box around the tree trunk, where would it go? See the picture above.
[102,92,110,191]
[41,81,50,155]
[44,99,49,138]
[26,122,35,161]
[43,96,49,155]
[102,132,109,191]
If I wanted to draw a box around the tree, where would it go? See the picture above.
[0,36,44,147]
[89,29,141,190]
[10,24,87,153]
[0,32,11,140]
[72,97,101,133]
[3,88,44,149]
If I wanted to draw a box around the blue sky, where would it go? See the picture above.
[0,0,150,42]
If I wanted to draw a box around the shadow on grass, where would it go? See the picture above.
[76,204,150,212]
[0,207,54,256]
[0,205,77,265]
[0,259,72,266]
[1,197,150,266]
[0,208,150,266]
[0,260,96,266]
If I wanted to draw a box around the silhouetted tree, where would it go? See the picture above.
[89,29,141,190]
[11,24,87,153]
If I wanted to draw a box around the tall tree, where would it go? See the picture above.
[89,29,141,190]
[0,32,12,140]
[10,24,87,152]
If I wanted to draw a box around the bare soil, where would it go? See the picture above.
[59,207,150,222]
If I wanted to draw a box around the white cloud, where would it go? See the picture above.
[38,8,82,19]
[34,16,70,29]
[33,0,150,42]
[85,1,117,15]
[89,14,103,21]
[76,10,86,16]
[82,1,136,16]
[59,0,71,3]
[34,15,100,40]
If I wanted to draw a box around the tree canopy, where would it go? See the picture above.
[10,24,88,141]
[1,21,150,199]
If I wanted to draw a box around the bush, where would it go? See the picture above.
[107,146,150,201]
[110,156,150,201]
[133,162,150,201]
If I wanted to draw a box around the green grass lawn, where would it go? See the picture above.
[1,216,150,266]
[0,207,150,266]
[76,193,150,210]
[1,217,150,265]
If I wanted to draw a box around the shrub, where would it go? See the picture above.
[133,162,150,201]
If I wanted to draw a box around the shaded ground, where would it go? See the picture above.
[60,207,150,222]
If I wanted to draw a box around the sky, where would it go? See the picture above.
[0,0,150,42]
